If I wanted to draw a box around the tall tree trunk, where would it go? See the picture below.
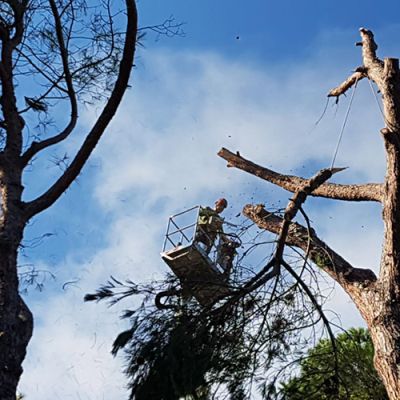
[369,312,400,399]
[349,281,400,399]
[0,238,33,399]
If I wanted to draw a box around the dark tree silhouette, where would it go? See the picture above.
[0,0,141,397]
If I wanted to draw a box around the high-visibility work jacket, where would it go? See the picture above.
[197,207,224,240]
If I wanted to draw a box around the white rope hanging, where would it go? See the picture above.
[330,78,359,169]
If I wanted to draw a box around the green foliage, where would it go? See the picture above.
[86,222,349,399]
[86,271,326,400]
[86,276,252,399]
[279,328,388,399]
[119,306,252,400]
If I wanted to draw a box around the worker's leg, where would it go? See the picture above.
[195,229,213,254]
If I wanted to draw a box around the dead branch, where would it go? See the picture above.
[274,168,344,266]
[217,169,350,309]
[328,70,366,99]
[328,28,383,101]
[243,204,377,291]
[359,28,383,71]
[218,148,383,202]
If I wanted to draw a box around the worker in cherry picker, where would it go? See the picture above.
[195,198,239,279]
[195,198,228,255]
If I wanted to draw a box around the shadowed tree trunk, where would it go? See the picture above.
[218,28,400,400]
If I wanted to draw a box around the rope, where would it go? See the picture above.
[315,97,330,126]
[367,78,387,122]
[307,97,330,135]
[330,78,359,168]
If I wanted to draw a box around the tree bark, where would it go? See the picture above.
[306,32,400,400]
[0,149,33,398]
[0,240,33,400]
[368,308,400,400]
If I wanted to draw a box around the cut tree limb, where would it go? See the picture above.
[328,70,366,99]
[218,148,383,202]
[274,168,344,266]
[243,204,377,291]
[239,169,346,298]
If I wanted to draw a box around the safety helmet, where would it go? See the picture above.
[215,198,228,208]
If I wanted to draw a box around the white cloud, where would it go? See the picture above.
[20,41,387,397]
[19,215,164,399]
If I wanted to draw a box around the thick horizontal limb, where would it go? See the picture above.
[237,169,344,298]
[218,148,383,202]
[243,204,377,290]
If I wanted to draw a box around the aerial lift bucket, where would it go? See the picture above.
[161,206,231,306]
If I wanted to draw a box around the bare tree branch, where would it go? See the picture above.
[243,204,377,290]
[14,47,66,91]
[23,0,138,219]
[274,168,344,266]
[328,69,366,99]
[216,166,376,315]
[218,148,383,202]
[281,259,339,394]
[138,15,185,39]
[226,168,353,305]
[21,0,78,166]
[0,3,26,156]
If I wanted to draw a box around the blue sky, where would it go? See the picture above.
[139,0,400,63]
[18,1,400,398]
